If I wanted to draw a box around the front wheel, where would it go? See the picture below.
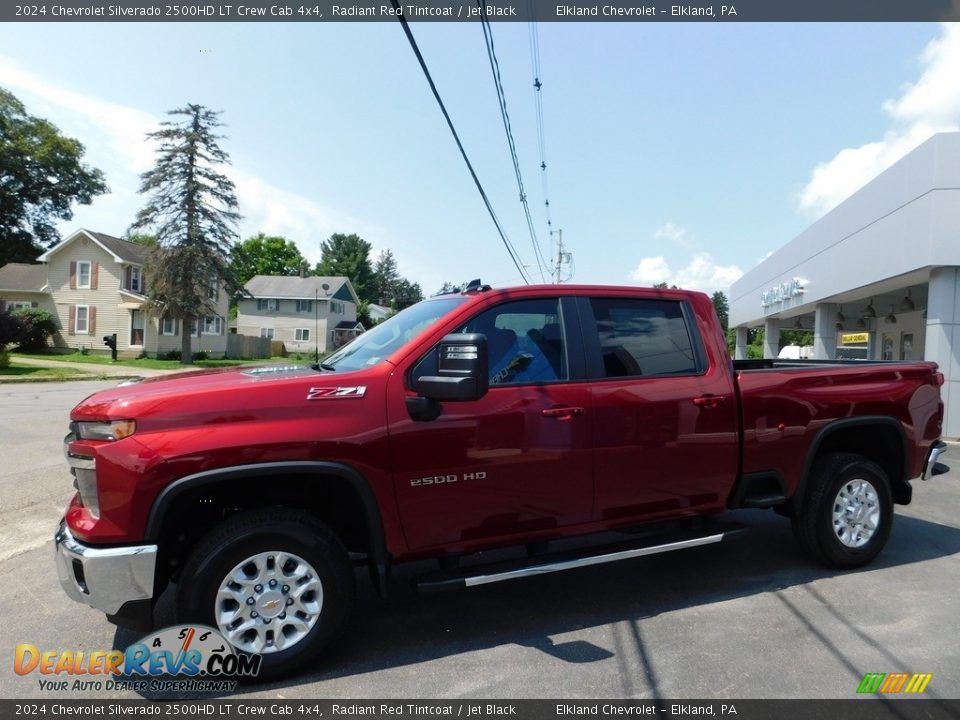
[792,452,893,569]
[177,509,355,680]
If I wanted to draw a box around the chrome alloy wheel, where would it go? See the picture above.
[215,551,323,654]
[832,479,881,548]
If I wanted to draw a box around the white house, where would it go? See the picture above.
[236,275,363,353]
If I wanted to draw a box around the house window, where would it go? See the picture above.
[297,300,313,313]
[77,261,91,289]
[204,316,223,335]
[9,301,37,310]
[207,276,219,301]
[260,328,274,339]
[257,299,280,312]
[295,328,310,342]
[76,306,89,334]
[161,317,176,335]
[190,319,199,337]
[130,267,141,293]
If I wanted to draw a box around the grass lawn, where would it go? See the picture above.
[12,352,299,370]
[0,363,97,380]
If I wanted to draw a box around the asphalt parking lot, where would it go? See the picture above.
[1,380,958,700]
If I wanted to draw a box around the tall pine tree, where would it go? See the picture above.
[131,105,242,363]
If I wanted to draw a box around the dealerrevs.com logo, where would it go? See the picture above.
[14,625,261,693]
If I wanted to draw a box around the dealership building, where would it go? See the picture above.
[729,132,960,438]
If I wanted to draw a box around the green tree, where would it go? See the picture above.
[315,233,373,302]
[712,291,729,331]
[435,281,462,295]
[125,232,158,248]
[392,278,423,310]
[130,104,242,364]
[230,233,307,287]
[0,88,107,266]
[371,249,400,305]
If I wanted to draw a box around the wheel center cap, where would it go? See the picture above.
[257,590,285,618]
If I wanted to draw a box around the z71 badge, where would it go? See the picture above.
[306,386,367,400]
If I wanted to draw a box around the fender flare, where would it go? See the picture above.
[792,416,910,510]
[145,461,390,596]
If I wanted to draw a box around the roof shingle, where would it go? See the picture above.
[0,263,47,292]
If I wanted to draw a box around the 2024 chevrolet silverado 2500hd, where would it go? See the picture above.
[55,283,949,678]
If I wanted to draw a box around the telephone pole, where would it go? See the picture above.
[553,229,572,283]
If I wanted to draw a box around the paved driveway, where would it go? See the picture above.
[1,381,958,700]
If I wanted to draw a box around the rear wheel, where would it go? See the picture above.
[177,508,354,680]
[792,452,893,569]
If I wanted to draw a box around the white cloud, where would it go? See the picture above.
[630,252,743,292]
[654,221,696,250]
[799,23,960,217]
[0,54,371,265]
[630,256,673,285]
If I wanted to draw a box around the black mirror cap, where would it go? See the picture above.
[417,333,488,402]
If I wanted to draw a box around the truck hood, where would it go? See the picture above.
[70,364,373,424]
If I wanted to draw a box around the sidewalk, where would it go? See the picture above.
[10,356,185,378]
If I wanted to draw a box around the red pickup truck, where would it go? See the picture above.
[55,283,948,679]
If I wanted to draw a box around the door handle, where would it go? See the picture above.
[542,406,584,420]
[692,395,726,409]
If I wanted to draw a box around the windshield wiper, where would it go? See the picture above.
[311,362,337,372]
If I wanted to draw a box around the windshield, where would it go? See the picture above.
[323,296,467,372]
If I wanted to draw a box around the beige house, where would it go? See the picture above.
[237,275,363,353]
[0,229,229,358]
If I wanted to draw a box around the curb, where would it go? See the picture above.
[0,374,140,384]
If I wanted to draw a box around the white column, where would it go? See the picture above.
[925,267,960,439]
[813,303,837,360]
[734,326,749,360]
[763,318,780,359]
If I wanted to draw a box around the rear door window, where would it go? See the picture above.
[589,297,700,377]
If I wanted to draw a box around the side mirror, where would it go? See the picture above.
[416,333,489,402]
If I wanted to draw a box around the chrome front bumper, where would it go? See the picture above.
[54,519,158,616]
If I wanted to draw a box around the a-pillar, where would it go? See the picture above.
[813,303,837,360]
[734,326,749,360]
[925,267,960,439]
[763,317,780,359]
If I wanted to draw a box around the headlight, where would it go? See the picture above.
[75,420,136,441]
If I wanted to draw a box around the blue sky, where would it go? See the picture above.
[1,21,955,296]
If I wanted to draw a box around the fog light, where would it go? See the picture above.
[74,466,100,518]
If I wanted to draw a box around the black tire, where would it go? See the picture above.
[177,508,355,681]
[792,452,893,569]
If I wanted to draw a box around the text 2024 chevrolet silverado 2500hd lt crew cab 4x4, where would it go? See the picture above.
[55,283,949,678]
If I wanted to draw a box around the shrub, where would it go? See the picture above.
[0,350,9,368]
[11,308,58,351]
[161,349,182,361]
[193,350,209,361]
[0,309,24,351]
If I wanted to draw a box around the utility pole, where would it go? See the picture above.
[553,229,572,284]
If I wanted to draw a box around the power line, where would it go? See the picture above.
[390,0,529,285]
[526,8,568,282]
[478,2,549,283]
